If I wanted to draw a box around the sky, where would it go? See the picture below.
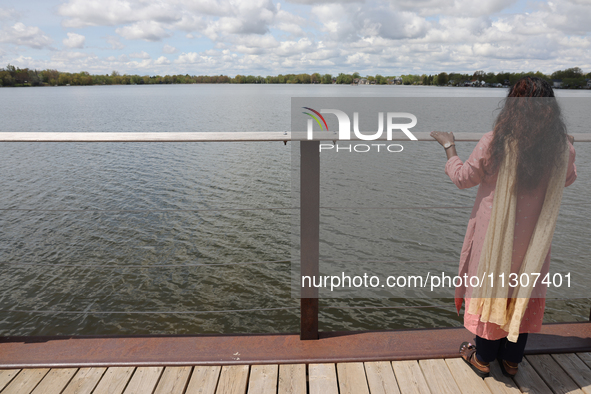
[0,0,590,77]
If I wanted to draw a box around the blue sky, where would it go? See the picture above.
[1,0,590,76]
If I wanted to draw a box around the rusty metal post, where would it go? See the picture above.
[300,140,319,340]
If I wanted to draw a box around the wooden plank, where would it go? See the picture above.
[0,370,20,392]
[92,367,135,394]
[552,353,591,394]
[31,368,77,394]
[444,358,491,394]
[578,353,591,370]
[185,366,221,394]
[391,360,431,394]
[278,364,306,394]
[3,323,590,368]
[215,365,249,394]
[527,354,584,394]
[337,362,370,394]
[61,368,106,394]
[418,359,461,394]
[308,364,338,394]
[247,365,278,394]
[153,366,192,394]
[122,366,164,394]
[364,361,400,394]
[484,362,521,394]
[1,368,50,394]
[512,357,553,394]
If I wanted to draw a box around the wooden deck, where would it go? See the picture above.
[1,353,590,394]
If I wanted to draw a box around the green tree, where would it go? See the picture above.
[336,73,353,84]
[298,73,311,84]
[375,74,387,84]
[58,73,71,85]
[473,70,485,81]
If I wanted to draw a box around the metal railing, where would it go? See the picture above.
[2,132,590,340]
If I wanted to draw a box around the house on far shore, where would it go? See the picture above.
[552,79,563,88]
[464,80,483,87]
[358,78,369,85]
[586,79,591,88]
[392,77,403,85]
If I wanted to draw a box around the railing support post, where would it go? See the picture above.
[300,140,319,340]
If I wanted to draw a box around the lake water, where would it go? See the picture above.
[0,84,590,336]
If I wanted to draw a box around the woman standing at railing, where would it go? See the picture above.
[430,76,577,378]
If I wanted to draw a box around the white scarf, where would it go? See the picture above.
[468,140,570,342]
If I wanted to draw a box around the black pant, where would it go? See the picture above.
[475,333,528,364]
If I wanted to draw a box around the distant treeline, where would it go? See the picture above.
[1,64,589,88]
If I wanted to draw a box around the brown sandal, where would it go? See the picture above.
[498,358,518,377]
[460,342,490,378]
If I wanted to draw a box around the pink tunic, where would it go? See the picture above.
[445,131,577,340]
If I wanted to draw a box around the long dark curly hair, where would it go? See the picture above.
[488,76,568,191]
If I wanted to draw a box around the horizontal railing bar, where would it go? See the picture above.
[2,202,588,213]
[0,306,300,314]
[2,255,586,269]
[316,259,457,264]
[0,207,296,212]
[0,132,290,142]
[321,305,456,310]
[320,202,591,210]
[1,298,583,315]
[2,132,590,142]
[0,259,295,268]
[321,298,588,311]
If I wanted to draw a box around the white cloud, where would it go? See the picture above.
[0,7,19,20]
[105,35,125,49]
[116,21,171,41]
[129,50,151,59]
[155,55,171,64]
[63,32,85,48]
[201,0,278,39]
[287,0,362,3]
[52,50,95,61]
[59,0,180,27]
[542,0,591,35]
[0,22,53,49]
[2,0,591,76]
[175,52,205,64]
[163,44,178,53]
[393,0,518,17]
[180,0,234,16]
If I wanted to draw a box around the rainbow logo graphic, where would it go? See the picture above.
[302,107,328,131]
